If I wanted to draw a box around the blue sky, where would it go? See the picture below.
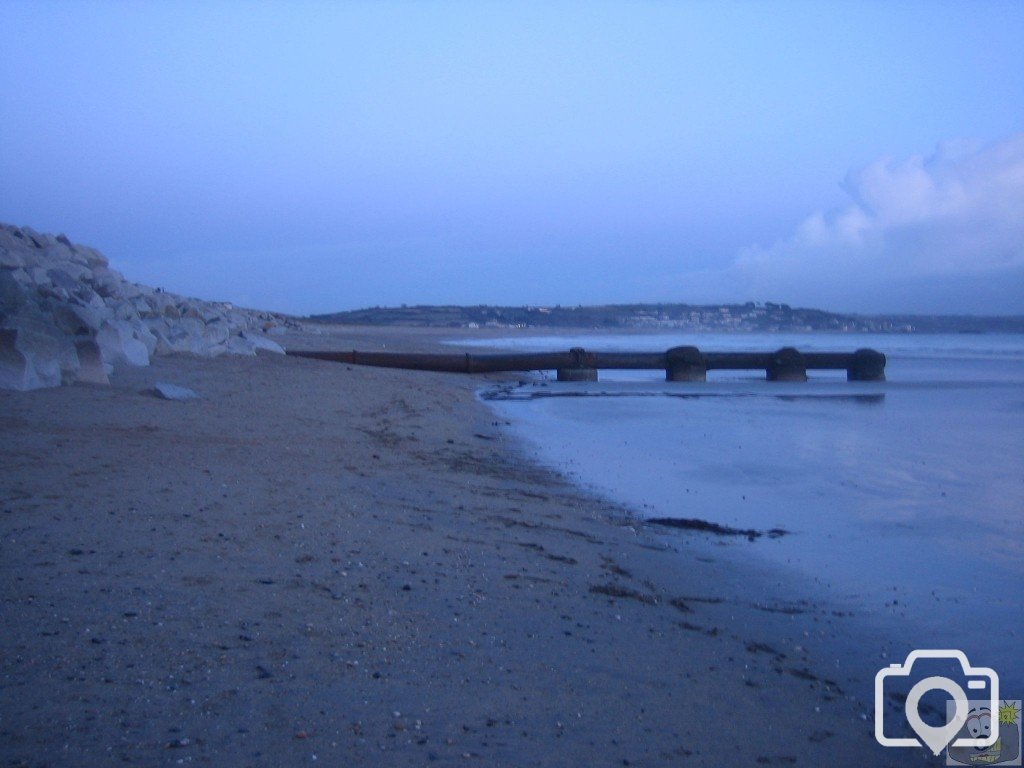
[2,1,1022,315]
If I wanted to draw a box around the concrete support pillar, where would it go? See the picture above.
[847,348,886,381]
[665,345,706,382]
[556,346,598,382]
[556,367,598,381]
[766,347,807,381]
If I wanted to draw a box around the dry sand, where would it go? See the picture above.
[1,326,925,766]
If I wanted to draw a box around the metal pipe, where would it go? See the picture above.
[287,346,886,380]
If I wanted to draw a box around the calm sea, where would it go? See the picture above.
[456,332,1024,692]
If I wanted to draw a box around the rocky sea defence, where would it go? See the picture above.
[0,223,294,390]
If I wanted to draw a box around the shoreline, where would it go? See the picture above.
[1,325,925,766]
[472,373,905,687]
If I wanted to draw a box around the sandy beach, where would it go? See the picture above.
[1,325,924,766]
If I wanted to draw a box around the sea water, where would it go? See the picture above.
[456,332,1024,692]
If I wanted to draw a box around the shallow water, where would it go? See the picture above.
[460,332,1024,692]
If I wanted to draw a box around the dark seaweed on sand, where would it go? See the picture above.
[646,517,789,541]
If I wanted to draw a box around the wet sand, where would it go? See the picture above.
[0,325,924,766]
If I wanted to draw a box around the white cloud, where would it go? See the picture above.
[725,133,1024,312]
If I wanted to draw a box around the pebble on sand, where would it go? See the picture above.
[152,382,200,401]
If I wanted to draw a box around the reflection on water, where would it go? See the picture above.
[485,387,887,405]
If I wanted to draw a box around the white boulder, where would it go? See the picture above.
[226,335,257,356]
[152,382,199,401]
[0,318,78,390]
[0,248,25,269]
[96,320,150,367]
[241,330,285,354]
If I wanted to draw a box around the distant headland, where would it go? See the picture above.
[309,302,1024,333]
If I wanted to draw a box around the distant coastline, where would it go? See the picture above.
[308,302,1024,333]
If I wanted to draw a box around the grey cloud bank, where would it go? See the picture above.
[686,134,1024,314]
